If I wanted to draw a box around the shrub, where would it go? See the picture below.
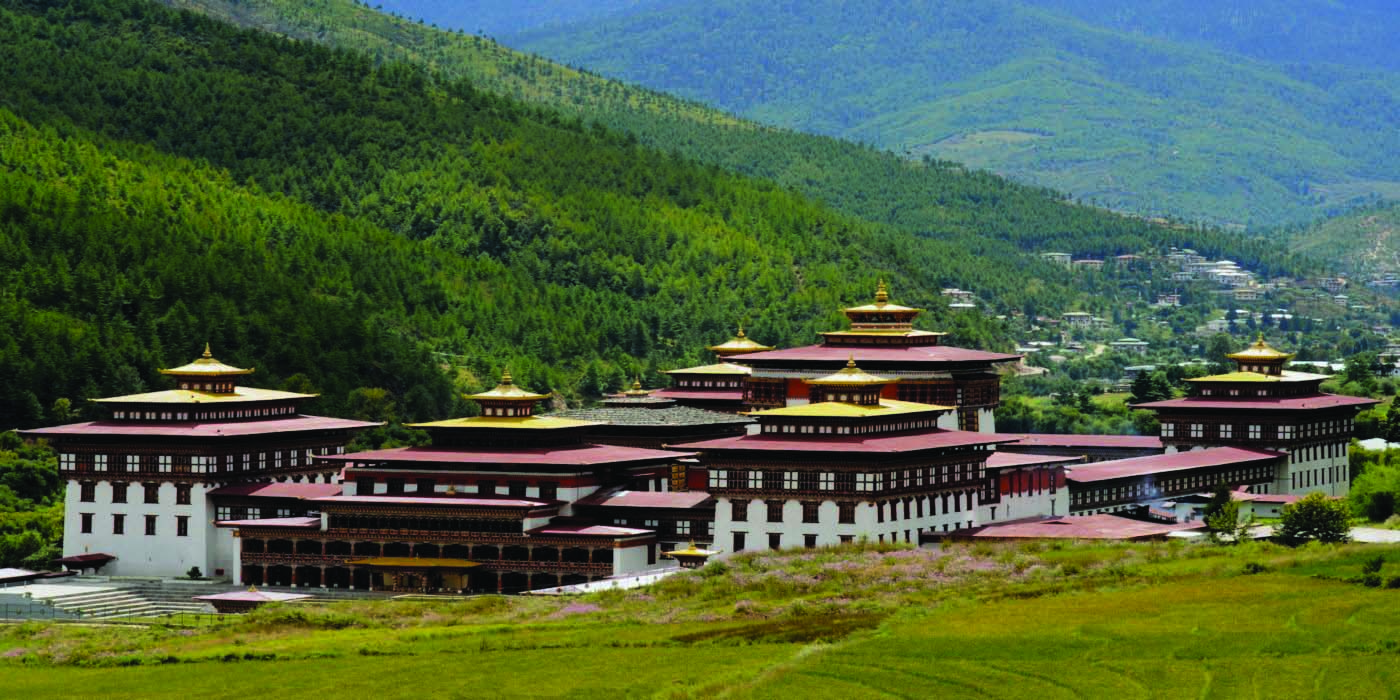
[1278,493,1351,545]
[1242,562,1269,575]
[1361,555,1385,575]
[1361,574,1382,588]
[1386,576,1400,589]
[186,567,202,580]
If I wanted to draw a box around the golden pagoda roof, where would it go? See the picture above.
[706,325,774,355]
[467,369,548,402]
[1227,334,1295,362]
[1188,370,1330,384]
[406,415,598,430]
[746,399,950,419]
[663,362,753,376]
[664,541,719,558]
[804,358,895,386]
[158,344,254,377]
[93,386,315,405]
[623,378,651,397]
[844,280,922,314]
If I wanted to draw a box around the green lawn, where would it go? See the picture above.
[2,542,1398,699]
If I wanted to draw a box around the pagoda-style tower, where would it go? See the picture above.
[732,281,1019,432]
[20,345,378,578]
[237,369,694,593]
[1133,334,1377,496]
[706,325,774,358]
[676,360,1011,552]
[654,325,773,412]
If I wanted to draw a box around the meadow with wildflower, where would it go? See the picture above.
[1,540,1398,698]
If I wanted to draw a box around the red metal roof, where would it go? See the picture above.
[985,452,1082,469]
[649,389,745,402]
[216,516,322,528]
[1133,395,1378,411]
[53,553,116,564]
[21,415,380,438]
[195,590,312,603]
[576,489,713,509]
[967,514,1205,540]
[1066,447,1282,484]
[673,430,1012,453]
[320,444,692,467]
[1232,491,1303,504]
[527,523,652,537]
[738,343,1019,365]
[207,483,342,499]
[995,433,1163,449]
[314,495,553,508]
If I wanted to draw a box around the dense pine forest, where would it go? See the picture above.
[159,0,1315,273]
[507,0,1400,227]
[0,0,1048,431]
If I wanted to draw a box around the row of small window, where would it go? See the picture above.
[175,381,236,393]
[60,447,346,473]
[1290,442,1346,464]
[708,465,983,492]
[674,380,743,389]
[481,406,530,417]
[732,500,857,524]
[760,418,940,436]
[110,405,295,421]
[731,532,855,551]
[215,507,294,521]
[356,477,559,501]
[79,481,191,505]
[1161,420,1351,440]
[78,513,188,537]
[1069,467,1271,505]
[1292,465,1345,490]
[610,518,714,537]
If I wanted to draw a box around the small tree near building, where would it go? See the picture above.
[1277,492,1351,545]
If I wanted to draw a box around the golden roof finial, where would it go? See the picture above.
[202,342,213,359]
[248,585,258,593]
[1256,332,1266,345]
[632,378,643,391]
[500,367,514,385]
[875,279,889,304]
[847,354,858,369]
[446,484,457,495]
[736,323,746,339]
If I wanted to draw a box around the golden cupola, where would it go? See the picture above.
[707,324,774,358]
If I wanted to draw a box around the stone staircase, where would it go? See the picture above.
[41,586,209,620]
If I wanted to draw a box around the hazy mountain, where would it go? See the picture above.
[506,0,1400,228]
[368,0,656,37]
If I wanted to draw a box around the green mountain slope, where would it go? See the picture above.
[155,0,1313,275]
[0,0,1075,427]
[1024,0,1400,73]
[366,0,655,37]
[1285,202,1400,275]
[507,0,1400,228]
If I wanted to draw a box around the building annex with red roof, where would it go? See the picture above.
[1133,335,1377,498]
[18,346,379,579]
[219,369,695,593]
[728,282,1020,433]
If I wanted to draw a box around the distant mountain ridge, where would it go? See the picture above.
[499,0,1400,228]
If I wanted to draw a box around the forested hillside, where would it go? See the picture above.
[506,0,1400,228]
[0,0,1068,428]
[1283,202,1400,276]
[1024,0,1400,72]
[365,0,653,37]
[158,0,1314,273]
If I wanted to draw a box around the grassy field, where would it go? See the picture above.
[2,542,1397,698]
